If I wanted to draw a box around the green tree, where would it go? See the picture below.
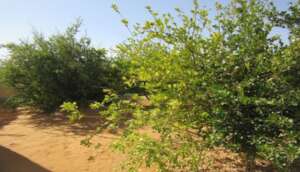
[1,20,121,111]
[272,0,300,39]
[65,1,300,171]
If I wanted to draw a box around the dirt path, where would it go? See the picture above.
[0,107,151,172]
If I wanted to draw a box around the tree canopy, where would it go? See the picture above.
[74,0,299,171]
[1,21,121,111]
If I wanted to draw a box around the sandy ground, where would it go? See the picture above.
[0,107,153,172]
[0,107,298,172]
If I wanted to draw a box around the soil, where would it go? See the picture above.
[0,107,153,172]
[0,107,297,172]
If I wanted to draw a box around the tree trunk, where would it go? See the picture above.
[245,151,256,172]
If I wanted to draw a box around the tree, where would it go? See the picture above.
[272,0,300,40]
[1,20,121,111]
[65,1,300,171]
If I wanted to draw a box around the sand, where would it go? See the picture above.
[1,107,298,172]
[0,107,153,172]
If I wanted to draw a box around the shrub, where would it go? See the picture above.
[77,1,299,171]
[1,20,121,112]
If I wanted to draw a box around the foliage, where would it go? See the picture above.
[69,0,300,171]
[272,0,300,39]
[1,20,121,111]
[60,102,83,123]
[0,61,7,84]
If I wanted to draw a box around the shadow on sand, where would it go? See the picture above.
[0,109,18,129]
[0,145,50,172]
[18,107,107,136]
[0,96,19,129]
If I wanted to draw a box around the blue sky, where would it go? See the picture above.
[0,0,295,58]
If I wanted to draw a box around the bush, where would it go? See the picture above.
[1,21,121,112]
[77,1,299,171]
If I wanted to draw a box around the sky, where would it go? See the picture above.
[0,0,295,58]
